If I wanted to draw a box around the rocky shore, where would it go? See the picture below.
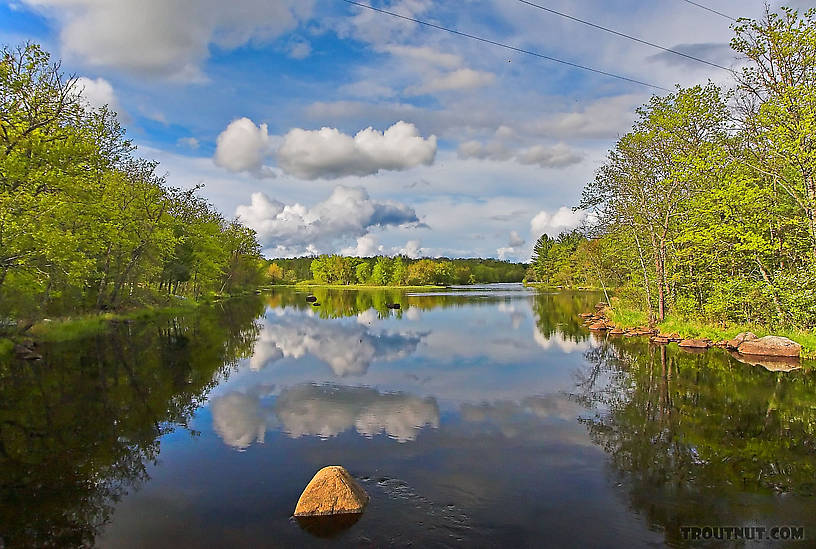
[580,303,802,370]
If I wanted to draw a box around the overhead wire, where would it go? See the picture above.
[339,0,672,92]
[677,0,737,22]
[515,0,732,71]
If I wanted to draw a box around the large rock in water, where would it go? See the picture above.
[294,466,369,517]
[726,332,757,350]
[738,336,801,358]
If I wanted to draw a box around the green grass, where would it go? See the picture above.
[606,307,649,329]
[0,338,13,358]
[28,299,202,342]
[605,305,816,359]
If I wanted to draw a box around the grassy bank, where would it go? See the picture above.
[25,299,203,343]
[0,338,13,359]
[605,306,816,359]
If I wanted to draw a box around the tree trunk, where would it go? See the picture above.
[633,232,653,320]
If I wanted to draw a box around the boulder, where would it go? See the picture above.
[726,332,757,350]
[737,336,801,358]
[609,328,625,335]
[578,313,593,319]
[294,466,369,517]
[588,321,610,331]
[678,339,710,349]
[650,337,670,345]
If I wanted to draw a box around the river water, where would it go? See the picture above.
[2,284,814,547]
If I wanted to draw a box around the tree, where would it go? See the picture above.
[355,261,371,284]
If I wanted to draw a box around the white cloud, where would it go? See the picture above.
[407,68,495,95]
[24,0,314,80]
[277,121,437,179]
[459,140,583,169]
[210,390,275,450]
[530,207,587,237]
[532,328,591,353]
[286,37,311,59]
[384,45,462,69]
[74,76,119,112]
[214,117,276,176]
[398,239,422,259]
[236,185,421,256]
[508,231,525,248]
[177,137,200,149]
[516,144,584,168]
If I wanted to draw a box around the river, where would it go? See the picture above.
[1,284,814,547]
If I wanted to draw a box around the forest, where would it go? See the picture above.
[528,7,816,331]
[0,44,267,325]
[267,256,526,286]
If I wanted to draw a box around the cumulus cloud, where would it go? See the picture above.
[74,76,119,113]
[508,231,525,248]
[530,207,587,237]
[275,383,439,442]
[407,68,496,95]
[210,386,277,450]
[277,121,437,179]
[249,312,424,375]
[458,141,583,169]
[235,185,421,255]
[23,0,314,80]
[532,328,591,354]
[214,117,277,176]
[385,45,462,69]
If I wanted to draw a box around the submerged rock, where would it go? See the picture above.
[294,466,370,517]
[305,295,317,303]
[386,303,401,310]
[738,336,801,358]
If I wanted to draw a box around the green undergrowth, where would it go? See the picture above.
[0,338,13,358]
[606,306,816,359]
[28,299,202,342]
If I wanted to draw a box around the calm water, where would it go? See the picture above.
[2,284,815,548]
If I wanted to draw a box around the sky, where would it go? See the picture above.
[2,0,810,260]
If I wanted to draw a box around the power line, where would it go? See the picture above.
[677,0,737,22]
[339,0,671,92]
[515,0,731,71]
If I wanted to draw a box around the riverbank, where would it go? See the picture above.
[603,306,816,359]
[0,298,211,358]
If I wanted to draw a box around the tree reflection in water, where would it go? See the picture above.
[0,298,264,548]
[575,336,816,546]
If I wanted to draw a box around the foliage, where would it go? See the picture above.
[0,44,265,324]
[527,7,816,331]
[271,255,526,286]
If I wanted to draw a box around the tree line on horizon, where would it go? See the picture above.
[529,7,816,329]
[267,255,527,286]
[0,43,267,324]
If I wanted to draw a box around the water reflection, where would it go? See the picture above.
[0,298,264,548]
[577,337,816,546]
[250,309,425,375]
[4,286,814,547]
[211,383,440,449]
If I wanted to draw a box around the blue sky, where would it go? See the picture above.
[2,0,804,259]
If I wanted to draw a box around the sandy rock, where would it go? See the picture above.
[650,337,670,345]
[726,332,757,350]
[578,313,593,319]
[737,336,801,358]
[609,328,625,335]
[678,339,710,349]
[294,466,369,517]
[588,321,611,331]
